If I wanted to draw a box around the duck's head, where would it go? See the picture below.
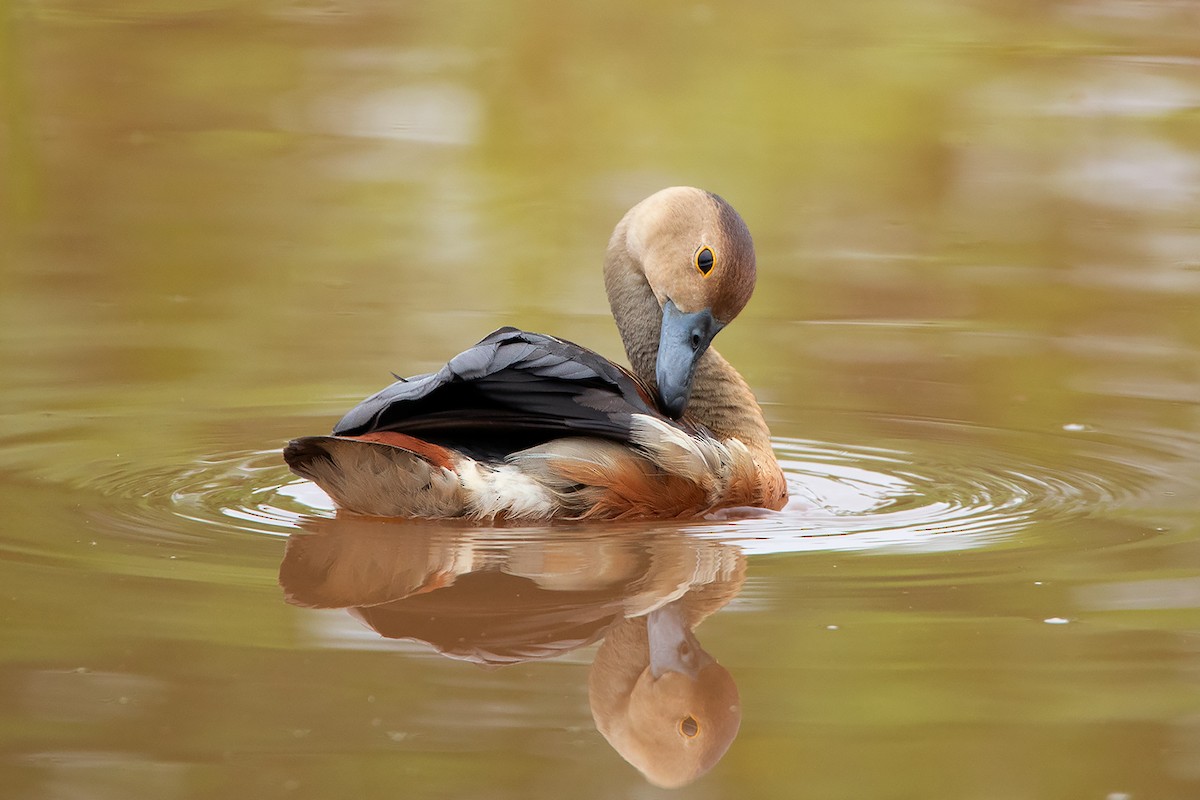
[605,187,757,418]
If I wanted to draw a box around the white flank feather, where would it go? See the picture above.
[629,415,725,484]
[456,460,558,520]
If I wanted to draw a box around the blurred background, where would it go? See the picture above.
[2,0,1200,798]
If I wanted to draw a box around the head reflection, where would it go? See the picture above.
[278,516,745,787]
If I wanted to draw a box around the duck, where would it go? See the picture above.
[284,186,788,520]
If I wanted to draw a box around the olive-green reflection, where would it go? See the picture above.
[278,517,745,787]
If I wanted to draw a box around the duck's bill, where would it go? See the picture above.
[656,299,724,419]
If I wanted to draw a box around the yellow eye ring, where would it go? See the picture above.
[694,246,715,277]
[679,716,700,738]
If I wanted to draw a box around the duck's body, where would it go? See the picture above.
[284,187,787,520]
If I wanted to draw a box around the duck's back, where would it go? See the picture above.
[329,327,663,458]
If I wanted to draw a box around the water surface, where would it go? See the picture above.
[3,1,1200,798]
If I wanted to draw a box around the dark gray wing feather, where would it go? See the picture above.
[332,327,670,449]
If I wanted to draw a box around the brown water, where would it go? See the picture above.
[4,1,1200,798]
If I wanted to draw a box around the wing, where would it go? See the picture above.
[332,327,676,455]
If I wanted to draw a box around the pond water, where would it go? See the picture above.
[3,1,1200,797]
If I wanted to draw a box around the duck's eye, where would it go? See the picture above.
[679,716,700,738]
[694,246,715,277]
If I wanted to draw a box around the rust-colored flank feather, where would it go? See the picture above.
[283,187,788,520]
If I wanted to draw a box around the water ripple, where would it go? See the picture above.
[73,416,1195,556]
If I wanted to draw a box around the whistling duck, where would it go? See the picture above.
[284,187,788,520]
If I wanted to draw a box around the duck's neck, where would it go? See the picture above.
[604,235,662,385]
[604,244,774,455]
[687,348,774,452]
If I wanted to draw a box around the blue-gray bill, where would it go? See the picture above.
[656,299,724,419]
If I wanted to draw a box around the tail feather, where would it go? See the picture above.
[284,435,465,517]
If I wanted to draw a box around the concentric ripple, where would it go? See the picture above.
[83,449,313,543]
[732,431,1144,555]
[71,415,1197,556]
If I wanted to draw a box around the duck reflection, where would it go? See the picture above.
[278,516,745,788]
